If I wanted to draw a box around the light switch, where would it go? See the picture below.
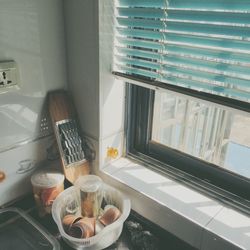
[0,61,19,89]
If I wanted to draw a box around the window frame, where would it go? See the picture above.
[124,76,250,214]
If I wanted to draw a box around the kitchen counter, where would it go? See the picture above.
[8,194,196,250]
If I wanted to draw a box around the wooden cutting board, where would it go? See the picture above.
[49,90,89,184]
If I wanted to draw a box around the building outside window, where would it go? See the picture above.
[152,90,250,178]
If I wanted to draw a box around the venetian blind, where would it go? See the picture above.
[113,0,250,103]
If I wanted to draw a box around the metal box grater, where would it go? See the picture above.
[49,90,90,183]
[55,119,85,167]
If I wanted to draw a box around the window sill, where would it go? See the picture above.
[99,157,250,250]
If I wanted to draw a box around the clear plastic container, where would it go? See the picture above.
[0,207,60,250]
[74,175,103,218]
[52,184,131,250]
[31,170,65,217]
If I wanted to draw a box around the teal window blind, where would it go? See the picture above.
[114,0,250,103]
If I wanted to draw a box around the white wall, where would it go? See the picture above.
[64,0,100,140]
[0,0,67,205]
[0,0,67,150]
[99,0,126,168]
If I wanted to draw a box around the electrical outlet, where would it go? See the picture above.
[0,61,19,89]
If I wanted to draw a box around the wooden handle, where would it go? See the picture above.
[64,161,90,184]
[49,90,74,123]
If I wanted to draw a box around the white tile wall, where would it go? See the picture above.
[99,0,125,138]
[100,131,124,168]
[0,0,67,150]
[0,136,61,206]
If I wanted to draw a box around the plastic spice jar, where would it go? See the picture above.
[31,170,65,217]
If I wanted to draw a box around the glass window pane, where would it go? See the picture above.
[152,90,250,179]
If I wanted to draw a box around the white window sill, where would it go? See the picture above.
[99,157,250,250]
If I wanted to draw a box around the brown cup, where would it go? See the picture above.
[68,217,96,239]
[62,214,82,232]
[99,207,121,226]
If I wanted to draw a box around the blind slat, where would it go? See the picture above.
[117,28,250,52]
[116,65,250,100]
[117,7,166,19]
[167,7,250,14]
[117,55,250,89]
[116,46,250,68]
[117,24,250,42]
[117,15,250,28]
[167,0,250,11]
[118,0,166,8]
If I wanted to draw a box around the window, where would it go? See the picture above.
[152,90,250,179]
[113,0,250,211]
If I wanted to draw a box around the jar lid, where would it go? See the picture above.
[74,175,102,192]
[31,170,65,188]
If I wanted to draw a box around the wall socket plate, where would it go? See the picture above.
[0,61,19,90]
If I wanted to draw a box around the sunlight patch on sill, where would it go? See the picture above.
[213,208,250,229]
[102,157,223,226]
[123,168,173,184]
[196,205,223,217]
[157,185,211,204]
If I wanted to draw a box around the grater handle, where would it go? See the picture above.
[49,90,74,123]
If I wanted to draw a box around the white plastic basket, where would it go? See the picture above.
[52,184,131,250]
